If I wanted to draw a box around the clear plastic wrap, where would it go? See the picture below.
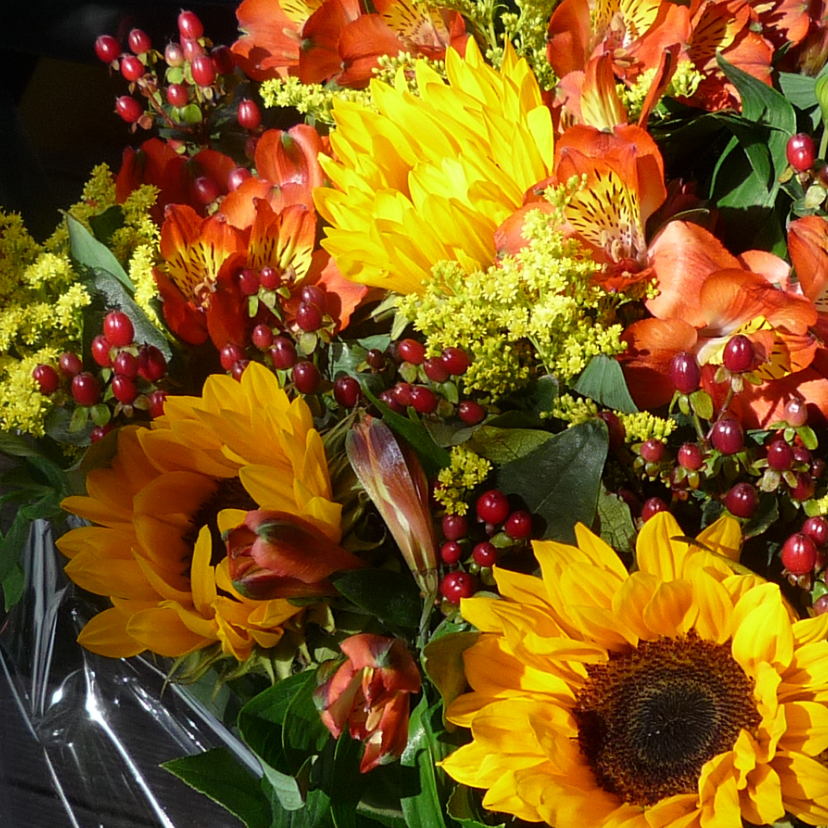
[0,519,258,827]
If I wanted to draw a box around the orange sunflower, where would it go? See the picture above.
[57,362,341,661]
[441,511,828,827]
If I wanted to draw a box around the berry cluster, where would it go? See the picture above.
[437,488,535,608]
[96,10,260,156]
[33,311,169,441]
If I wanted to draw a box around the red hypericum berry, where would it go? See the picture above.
[476,489,510,525]
[190,55,216,87]
[791,472,816,502]
[439,571,477,603]
[766,439,794,471]
[245,135,259,160]
[393,382,414,407]
[128,28,151,54]
[115,96,143,123]
[227,166,251,191]
[148,389,167,418]
[166,83,189,107]
[181,37,204,61]
[270,337,297,370]
[378,389,405,413]
[398,338,425,365]
[784,397,808,427]
[472,541,498,567]
[814,594,828,615]
[669,351,701,394]
[237,267,260,296]
[440,540,464,566]
[95,35,120,63]
[442,514,468,541]
[113,351,139,379]
[802,516,828,547]
[596,410,626,452]
[259,265,279,289]
[786,133,816,172]
[781,532,818,574]
[33,364,60,394]
[111,375,138,404]
[178,10,204,40]
[300,284,326,309]
[505,509,533,540]
[722,334,754,373]
[296,303,323,332]
[165,41,185,66]
[58,352,83,377]
[724,482,758,519]
[366,349,386,370]
[211,45,235,75]
[91,335,113,367]
[137,345,166,382]
[710,418,744,455]
[71,373,101,406]
[191,174,219,204]
[238,99,262,130]
[458,400,485,426]
[812,459,827,479]
[410,385,438,414]
[333,376,361,408]
[441,346,470,376]
[641,497,669,522]
[640,439,665,463]
[120,55,145,82]
[103,311,134,347]
[90,424,114,443]
[678,442,704,470]
[251,324,273,351]
[231,359,249,382]
[423,357,450,383]
[794,446,813,465]
[293,361,321,394]
[220,343,245,371]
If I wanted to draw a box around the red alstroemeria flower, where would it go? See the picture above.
[155,205,249,346]
[314,634,421,772]
[117,139,237,223]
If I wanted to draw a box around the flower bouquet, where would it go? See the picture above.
[2,0,828,826]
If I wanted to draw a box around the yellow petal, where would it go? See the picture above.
[77,607,146,658]
[695,515,742,561]
[574,522,630,581]
[732,589,794,674]
[739,762,783,826]
[780,701,828,755]
[127,606,211,656]
[642,579,697,637]
[635,510,687,581]
[190,525,217,614]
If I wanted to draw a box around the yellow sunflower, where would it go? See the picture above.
[57,361,341,661]
[313,40,555,294]
[440,511,828,827]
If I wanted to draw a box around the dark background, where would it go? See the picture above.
[0,5,250,825]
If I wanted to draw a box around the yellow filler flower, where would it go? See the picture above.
[441,511,828,827]
[57,362,341,661]
[314,40,555,294]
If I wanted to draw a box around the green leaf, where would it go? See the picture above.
[44,406,94,447]
[572,354,638,414]
[0,431,45,458]
[67,214,134,293]
[2,564,25,611]
[503,374,559,418]
[495,419,608,544]
[743,492,779,540]
[447,786,504,828]
[88,205,125,246]
[162,748,272,828]
[596,488,636,556]
[331,569,422,630]
[400,696,450,828]
[330,735,366,828]
[421,631,479,726]
[267,785,332,828]
[467,426,552,464]
[68,406,90,433]
[262,763,308,812]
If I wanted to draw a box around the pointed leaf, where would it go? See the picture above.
[572,354,638,413]
[67,214,134,293]
[332,569,422,630]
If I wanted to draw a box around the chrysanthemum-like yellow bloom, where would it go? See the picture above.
[314,40,555,294]
[441,511,828,827]
[57,362,341,661]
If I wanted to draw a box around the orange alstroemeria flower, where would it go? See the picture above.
[620,227,826,426]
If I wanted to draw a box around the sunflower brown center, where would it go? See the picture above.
[186,477,258,566]
[573,633,761,806]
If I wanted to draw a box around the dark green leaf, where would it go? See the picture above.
[67,214,134,293]
[0,509,35,582]
[743,493,779,540]
[331,569,422,630]
[330,734,366,828]
[162,748,272,828]
[495,419,608,543]
[0,432,45,459]
[596,488,636,556]
[502,374,559,418]
[572,354,638,413]
[88,205,125,246]
[328,336,392,379]
[447,786,504,828]
[267,785,332,828]
[468,425,552,464]
[2,564,25,611]
[262,763,307,812]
